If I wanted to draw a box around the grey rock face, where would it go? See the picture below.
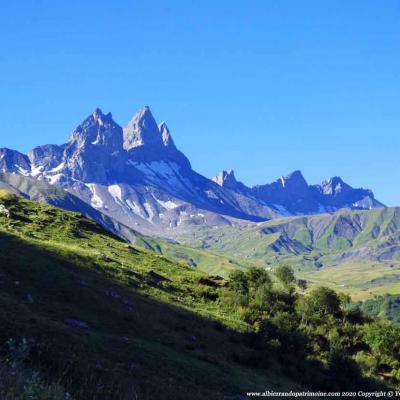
[123,106,162,150]
[312,176,383,210]
[253,170,316,213]
[0,148,31,175]
[159,122,175,147]
[213,170,241,189]
[28,144,64,171]
[123,107,191,169]
[63,108,126,183]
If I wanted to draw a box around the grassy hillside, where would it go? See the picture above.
[137,235,261,277]
[0,172,261,279]
[0,190,303,399]
[176,208,400,299]
[0,172,148,244]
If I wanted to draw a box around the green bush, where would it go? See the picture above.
[223,266,398,390]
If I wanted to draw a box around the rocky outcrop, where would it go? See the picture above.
[0,148,31,175]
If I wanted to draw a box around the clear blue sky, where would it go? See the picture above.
[1,1,400,205]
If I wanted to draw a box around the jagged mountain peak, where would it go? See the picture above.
[328,176,344,184]
[67,108,123,150]
[89,108,116,127]
[0,148,31,175]
[123,106,163,150]
[93,107,103,117]
[212,169,249,193]
[92,107,113,122]
[314,176,378,210]
[279,170,308,189]
[213,169,236,186]
[319,176,348,195]
[0,106,385,235]
[285,170,303,178]
[122,107,191,167]
[158,122,175,148]
[132,106,155,124]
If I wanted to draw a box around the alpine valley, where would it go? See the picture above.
[1,106,399,298]
[3,106,400,398]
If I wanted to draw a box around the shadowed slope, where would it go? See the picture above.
[0,191,301,399]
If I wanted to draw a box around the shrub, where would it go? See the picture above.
[228,270,249,295]
[297,287,342,324]
[275,265,295,289]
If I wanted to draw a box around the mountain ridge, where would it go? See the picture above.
[175,206,400,299]
[0,106,384,238]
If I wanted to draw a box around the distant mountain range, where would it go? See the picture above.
[0,106,384,237]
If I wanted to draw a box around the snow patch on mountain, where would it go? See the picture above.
[48,174,63,185]
[14,165,30,176]
[108,184,123,203]
[48,162,65,174]
[31,165,44,177]
[85,184,104,209]
[143,202,154,221]
[155,198,179,210]
[125,199,143,216]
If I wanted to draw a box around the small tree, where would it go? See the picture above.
[364,321,400,360]
[248,267,272,290]
[275,265,295,290]
[297,286,342,324]
[229,270,249,295]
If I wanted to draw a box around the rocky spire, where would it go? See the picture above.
[122,107,191,169]
[158,122,175,148]
[278,170,308,190]
[123,106,163,150]
[212,169,249,193]
[67,108,123,152]
[213,170,237,187]
[63,108,125,183]
[318,176,349,196]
